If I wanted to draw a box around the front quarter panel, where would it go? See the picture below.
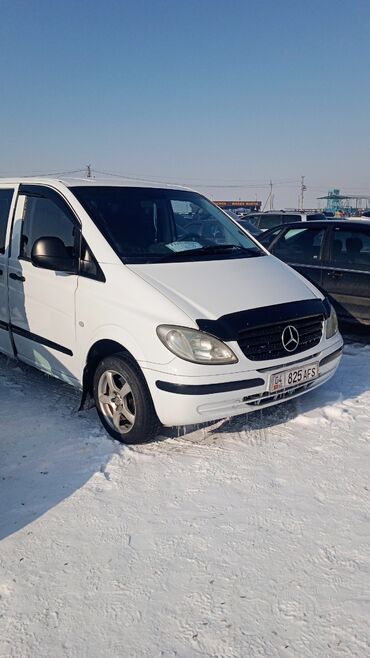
[74,263,197,381]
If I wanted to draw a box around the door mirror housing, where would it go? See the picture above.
[31,237,78,273]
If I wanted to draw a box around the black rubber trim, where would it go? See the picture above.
[196,298,331,342]
[319,347,343,367]
[0,319,9,331]
[156,377,264,395]
[11,325,73,356]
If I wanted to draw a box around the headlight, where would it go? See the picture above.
[326,305,338,339]
[157,325,238,364]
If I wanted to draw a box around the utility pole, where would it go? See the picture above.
[86,164,92,179]
[269,180,273,210]
[263,180,274,212]
[300,175,306,210]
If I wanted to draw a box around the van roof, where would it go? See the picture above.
[0,176,193,192]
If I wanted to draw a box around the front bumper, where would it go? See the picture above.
[142,338,343,426]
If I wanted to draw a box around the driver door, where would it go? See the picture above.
[8,185,80,383]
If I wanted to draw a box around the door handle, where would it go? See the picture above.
[327,270,343,279]
[9,272,26,282]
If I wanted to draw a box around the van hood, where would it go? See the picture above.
[127,255,322,322]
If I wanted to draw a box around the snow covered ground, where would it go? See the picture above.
[0,340,369,658]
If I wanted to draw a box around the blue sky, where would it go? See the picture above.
[1,0,369,207]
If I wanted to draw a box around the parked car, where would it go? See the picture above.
[0,179,342,443]
[247,211,327,231]
[259,219,370,326]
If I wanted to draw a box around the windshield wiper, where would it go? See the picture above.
[122,244,263,263]
[192,244,245,254]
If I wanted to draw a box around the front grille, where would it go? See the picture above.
[238,314,323,361]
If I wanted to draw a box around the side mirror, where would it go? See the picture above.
[31,237,78,273]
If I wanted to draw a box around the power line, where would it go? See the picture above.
[91,168,300,186]
[92,168,301,190]
[0,167,85,177]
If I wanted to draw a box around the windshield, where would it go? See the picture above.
[237,219,261,235]
[72,187,264,263]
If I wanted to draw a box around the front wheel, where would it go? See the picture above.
[93,353,160,444]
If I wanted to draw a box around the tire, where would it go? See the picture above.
[93,353,160,444]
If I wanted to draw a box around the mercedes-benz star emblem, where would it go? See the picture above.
[282,325,300,352]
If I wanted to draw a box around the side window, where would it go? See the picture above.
[258,227,282,248]
[329,228,370,271]
[80,238,105,282]
[307,213,326,221]
[0,189,14,254]
[282,214,301,224]
[258,214,282,230]
[20,191,79,261]
[273,227,325,264]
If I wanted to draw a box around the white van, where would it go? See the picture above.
[0,178,343,443]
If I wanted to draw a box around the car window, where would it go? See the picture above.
[307,213,326,221]
[258,226,282,247]
[272,227,325,264]
[244,214,260,227]
[282,214,301,224]
[258,214,282,230]
[0,189,14,254]
[20,192,79,261]
[172,199,229,242]
[237,219,260,236]
[73,187,263,264]
[329,227,370,271]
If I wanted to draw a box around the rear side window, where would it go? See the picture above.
[20,191,79,260]
[273,227,325,264]
[307,213,326,221]
[329,228,370,271]
[258,214,282,229]
[0,189,14,254]
[282,214,301,223]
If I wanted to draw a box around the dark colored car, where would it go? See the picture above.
[259,220,370,326]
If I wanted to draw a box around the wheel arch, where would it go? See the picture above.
[80,338,138,410]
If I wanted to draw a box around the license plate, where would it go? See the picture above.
[269,363,319,393]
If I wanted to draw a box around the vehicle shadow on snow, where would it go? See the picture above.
[1,336,369,538]
[0,354,115,542]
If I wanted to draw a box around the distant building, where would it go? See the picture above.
[216,200,261,212]
[318,189,370,216]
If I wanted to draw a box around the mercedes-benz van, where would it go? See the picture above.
[0,178,343,443]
